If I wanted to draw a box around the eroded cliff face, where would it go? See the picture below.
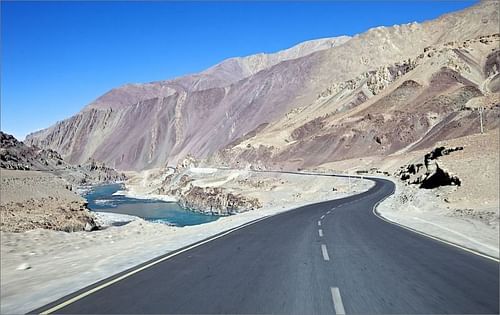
[155,157,262,215]
[162,183,262,216]
[26,1,499,171]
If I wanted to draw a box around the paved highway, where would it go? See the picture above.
[33,177,499,314]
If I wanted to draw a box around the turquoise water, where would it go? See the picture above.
[84,183,220,227]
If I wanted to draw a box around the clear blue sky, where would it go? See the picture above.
[1,1,476,140]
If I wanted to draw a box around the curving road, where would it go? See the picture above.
[33,177,499,314]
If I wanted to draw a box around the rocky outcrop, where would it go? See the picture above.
[419,165,461,189]
[181,186,261,215]
[317,57,418,99]
[1,131,126,186]
[1,131,65,170]
[156,162,262,215]
[290,117,326,141]
[423,146,463,165]
[396,146,463,189]
[77,158,127,185]
[176,154,199,170]
[484,46,500,77]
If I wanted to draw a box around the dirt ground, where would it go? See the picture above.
[0,170,96,232]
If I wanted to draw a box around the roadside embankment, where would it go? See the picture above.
[376,179,499,259]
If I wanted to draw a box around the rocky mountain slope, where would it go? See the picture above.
[1,132,65,171]
[84,36,351,111]
[1,131,126,185]
[26,1,499,171]
[217,34,500,169]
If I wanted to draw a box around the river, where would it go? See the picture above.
[84,183,220,227]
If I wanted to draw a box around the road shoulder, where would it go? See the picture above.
[374,176,499,260]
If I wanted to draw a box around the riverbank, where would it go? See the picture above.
[115,168,178,202]
[86,183,220,227]
[123,167,373,215]
[0,170,96,232]
[0,170,372,314]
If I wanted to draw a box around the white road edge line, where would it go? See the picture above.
[321,244,330,261]
[411,216,499,253]
[39,215,272,314]
[330,287,346,315]
[372,186,500,263]
[318,220,322,226]
[319,229,323,237]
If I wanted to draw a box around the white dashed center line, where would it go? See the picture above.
[320,215,325,219]
[318,229,323,237]
[318,220,321,226]
[330,287,346,315]
[321,244,330,261]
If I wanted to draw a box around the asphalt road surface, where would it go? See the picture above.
[34,177,499,314]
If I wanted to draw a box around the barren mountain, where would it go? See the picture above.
[1,131,125,185]
[84,36,351,111]
[217,34,500,169]
[26,1,499,171]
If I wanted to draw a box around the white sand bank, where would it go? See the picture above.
[93,212,141,227]
[112,189,178,202]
